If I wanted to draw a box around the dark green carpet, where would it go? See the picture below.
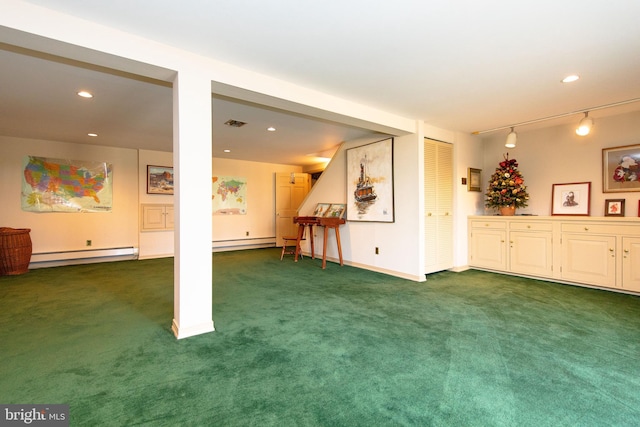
[1,248,639,426]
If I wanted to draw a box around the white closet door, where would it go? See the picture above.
[424,139,453,274]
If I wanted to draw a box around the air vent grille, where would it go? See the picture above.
[224,119,247,127]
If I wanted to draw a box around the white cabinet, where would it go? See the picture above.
[468,220,507,270]
[468,216,640,295]
[622,237,640,292]
[509,230,553,278]
[561,233,616,288]
[469,219,553,277]
[141,204,174,231]
[424,139,453,274]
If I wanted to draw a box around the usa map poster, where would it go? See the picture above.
[22,156,113,212]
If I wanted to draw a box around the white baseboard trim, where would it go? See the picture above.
[171,318,215,339]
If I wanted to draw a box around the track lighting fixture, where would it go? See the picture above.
[505,127,517,148]
[472,97,640,137]
[575,112,593,136]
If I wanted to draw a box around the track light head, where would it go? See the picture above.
[576,112,593,136]
[505,127,517,148]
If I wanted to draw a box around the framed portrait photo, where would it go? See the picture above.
[604,199,625,217]
[602,144,640,193]
[551,182,591,216]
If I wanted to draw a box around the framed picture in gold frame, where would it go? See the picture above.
[602,144,640,193]
[468,168,482,192]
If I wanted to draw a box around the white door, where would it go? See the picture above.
[424,139,453,274]
[275,173,310,245]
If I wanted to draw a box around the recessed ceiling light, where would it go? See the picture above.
[223,149,231,153]
[562,75,580,83]
[77,91,93,98]
[267,127,276,132]
[88,133,98,137]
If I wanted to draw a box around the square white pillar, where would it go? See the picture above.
[171,68,215,339]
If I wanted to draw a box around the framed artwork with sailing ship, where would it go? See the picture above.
[346,138,394,222]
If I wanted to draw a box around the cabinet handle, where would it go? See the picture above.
[428,213,432,216]
[527,225,531,229]
[584,227,589,231]
[501,240,505,243]
[624,249,630,253]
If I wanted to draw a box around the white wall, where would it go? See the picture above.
[0,136,138,254]
[138,149,174,258]
[210,157,301,242]
[481,110,640,217]
[137,149,302,258]
[299,133,424,281]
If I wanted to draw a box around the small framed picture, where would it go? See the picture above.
[551,182,591,216]
[468,168,482,192]
[147,165,174,194]
[605,199,625,217]
[325,203,346,219]
[313,203,331,217]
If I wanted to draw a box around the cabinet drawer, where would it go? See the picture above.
[510,222,552,232]
[561,223,640,236]
[470,220,506,230]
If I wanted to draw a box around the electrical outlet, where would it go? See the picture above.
[375,247,379,255]
[246,231,249,236]
[86,240,92,247]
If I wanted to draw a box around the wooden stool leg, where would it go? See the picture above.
[335,227,343,266]
[322,226,329,269]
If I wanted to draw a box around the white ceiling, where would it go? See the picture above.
[2,0,640,165]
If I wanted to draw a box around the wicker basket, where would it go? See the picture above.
[0,228,32,276]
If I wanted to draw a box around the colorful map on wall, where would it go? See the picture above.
[22,156,113,212]
[212,176,246,215]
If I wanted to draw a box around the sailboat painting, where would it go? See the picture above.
[346,138,394,222]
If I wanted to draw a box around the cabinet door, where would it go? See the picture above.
[142,205,167,230]
[469,229,507,270]
[561,233,616,288]
[164,206,174,230]
[509,231,553,277]
[622,237,640,292]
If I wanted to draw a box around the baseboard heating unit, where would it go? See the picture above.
[212,237,276,253]
[29,247,139,269]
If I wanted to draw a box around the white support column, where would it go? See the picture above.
[171,68,215,339]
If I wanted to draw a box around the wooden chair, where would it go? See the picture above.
[280,227,305,261]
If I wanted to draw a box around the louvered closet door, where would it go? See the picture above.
[424,139,453,274]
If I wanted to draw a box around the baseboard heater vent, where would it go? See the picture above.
[30,247,139,269]
[212,237,276,253]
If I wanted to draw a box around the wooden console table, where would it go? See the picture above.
[293,216,346,269]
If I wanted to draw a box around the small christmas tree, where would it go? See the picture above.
[485,153,529,210]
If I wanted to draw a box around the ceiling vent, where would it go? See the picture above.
[224,119,247,128]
